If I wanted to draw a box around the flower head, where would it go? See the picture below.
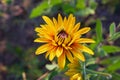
[34,14,95,69]
[65,58,82,80]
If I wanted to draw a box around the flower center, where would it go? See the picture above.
[57,30,68,45]
[57,30,68,39]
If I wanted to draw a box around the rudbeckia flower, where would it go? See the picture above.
[34,14,95,69]
[65,58,82,80]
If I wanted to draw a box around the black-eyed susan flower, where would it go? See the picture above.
[34,14,95,69]
[65,58,82,80]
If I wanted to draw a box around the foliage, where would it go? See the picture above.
[30,0,97,18]
[30,0,62,18]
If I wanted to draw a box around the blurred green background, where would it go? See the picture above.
[0,0,120,80]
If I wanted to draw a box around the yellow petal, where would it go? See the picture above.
[35,27,47,34]
[45,52,50,59]
[75,38,95,43]
[49,53,55,61]
[42,16,54,26]
[68,59,79,68]
[58,14,63,25]
[71,48,85,62]
[66,50,73,62]
[65,14,74,32]
[69,28,90,46]
[63,17,67,25]
[53,17,57,27]
[35,44,52,55]
[80,45,94,55]
[65,69,77,76]
[71,23,80,33]
[76,27,91,35]
[44,34,53,40]
[68,64,79,69]
[68,37,76,46]
[34,38,49,43]
[56,47,63,57]
[37,33,53,40]
[70,73,82,80]
[35,27,53,40]
[67,14,73,24]
[49,47,56,61]
[35,27,41,32]
[40,24,53,34]
[72,58,80,66]
[67,17,75,33]
[35,27,45,34]
[42,16,56,33]
[58,53,66,69]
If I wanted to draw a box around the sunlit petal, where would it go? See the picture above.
[58,14,63,26]
[56,47,63,57]
[35,27,41,32]
[71,73,82,80]
[34,38,50,43]
[75,38,95,43]
[49,47,56,61]
[42,16,54,26]
[45,52,50,59]
[42,16,56,33]
[53,17,58,28]
[76,27,91,35]
[67,17,75,33]
[80,45,94,55]
[66,50,73,62]
[35,44,51,55]
[65,14,73,32]
[70,49,85,61]
[71,23,80,33]
[58,53,66,69]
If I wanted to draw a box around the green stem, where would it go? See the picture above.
[83,62,86,80]
[86,69,112,79]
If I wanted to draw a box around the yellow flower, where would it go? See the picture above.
[34,14,95,69]
[1,0,7,4]
[65,58,82,80]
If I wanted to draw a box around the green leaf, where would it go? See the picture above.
[95,19,103,43]
[109,22,116,37]
[76,0,86,9]
[90,75,109,80]
[9,64,24,76]
[102,45,120,53]
[89,0,98,10]
[112,73,120,80]
[101,56,120,65]
[97,47,107,57]
[75,8,95,16]
[30,0,62,18]
[86,58,96,66]
[50,0,62,5]
[101,56,120,72]
[109,32,120,41]
[107,59,120,72]
[89,43,97,50]
[30,1,49,18]
[47,70,58,80]
[62,3,76,14]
